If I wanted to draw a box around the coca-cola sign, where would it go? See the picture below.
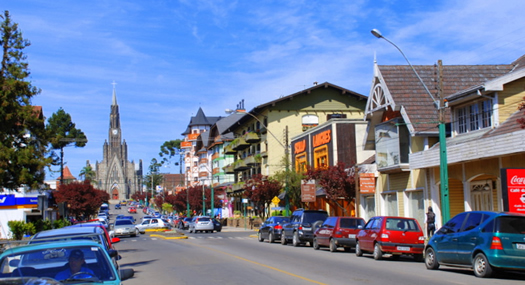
[501,168,525,214]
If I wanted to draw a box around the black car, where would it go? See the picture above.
[281,209,329,247]
[258,216,290,243]
[212,218,222,232]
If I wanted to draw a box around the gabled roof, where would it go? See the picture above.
[57,166,76,180]
[376,64,513,134]
[181,107,223,135]
[253,81,366,112]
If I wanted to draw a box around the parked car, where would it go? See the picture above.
[425,211,525,278]
[112,219,140,237]
[128,206,137,214]
[355,216,425,261]
[281,209,329,247]
[179,217,192,230]
[313,216,365,252]
[188,216,214,233]
[212,218,223,232]
[116,215,136,223]
[0,240,134,284]
[135,218,171,234]
[258,216,290,243]
[114,204,121,210]
[67,222,120,250]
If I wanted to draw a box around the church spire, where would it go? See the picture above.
[112,81,118,106]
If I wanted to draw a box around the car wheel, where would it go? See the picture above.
[258,231,264,242]
[473,253,493,278]
[329,239,337,252]
[292,231,300,247]
[281,233,287,245]
[373,243,383,260]
[425,247,439,269]
[355,241,363,257]
[313,237,320,250]
[268,232,274,243]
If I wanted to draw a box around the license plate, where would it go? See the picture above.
[348,234,356,239]
[517,243,525,250]
[397,246,410,251]
[303,227,311,231]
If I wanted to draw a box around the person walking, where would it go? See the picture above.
[425,206,436,238]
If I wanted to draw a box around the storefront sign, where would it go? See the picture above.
[359,173,376,194]
[301,180,316,202]
[501,168,525,214]
[313,130,331,148]
[0,195,38,209]
[294,139,306,154]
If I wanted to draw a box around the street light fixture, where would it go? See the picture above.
[371,29,450,222]
[225,108,291,215]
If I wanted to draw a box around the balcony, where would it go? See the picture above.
[224,144,236,155]
[212,152,220,160]
[223,164,235,174]
[244,154,261,166]
[243,132,260,143]
[232,182,245,191]
[199,158,208,164]
[199,171,209,178]
[231,138,249,151]
[233,159,250,171]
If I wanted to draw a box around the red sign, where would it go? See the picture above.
[501,168,525,214]
[301,180,316,203]
[359,173,376,194]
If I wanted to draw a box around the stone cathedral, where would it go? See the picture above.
[92,86,142,200]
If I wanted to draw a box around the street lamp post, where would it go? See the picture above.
[371,29,450,222]
[225,109,290,215]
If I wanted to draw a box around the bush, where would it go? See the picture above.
[53,219,71,229]
[33,219,53,232]
[7,221,36,240]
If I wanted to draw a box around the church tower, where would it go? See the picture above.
[94,84,142,200]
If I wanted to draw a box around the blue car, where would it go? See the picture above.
[425,211,525,278]
[114,204,121,210]
[0,240,133,284]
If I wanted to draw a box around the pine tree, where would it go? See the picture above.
[0,11,51,190]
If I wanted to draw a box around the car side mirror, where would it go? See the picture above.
[120,268,134,280]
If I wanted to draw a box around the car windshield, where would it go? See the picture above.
[0,245,117,282]
[115,220,133,226]
[496,216,525,234]
[303,212,328,223]
[385,218,420,231]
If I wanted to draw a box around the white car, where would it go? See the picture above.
[135,218,170,234]
[188,216,214,233]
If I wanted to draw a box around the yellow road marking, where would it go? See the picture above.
[179,240,327,285]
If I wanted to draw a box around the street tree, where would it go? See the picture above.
[144,158,163,194]
[53,181,109,220]
[0,10,52,190]
[272,155,304,212]
[46,107,87,181]
[79,163,96,182]
[172,188,189,214]
[159,139,183,165]
[244,174,283,219]
[305,162,355,215]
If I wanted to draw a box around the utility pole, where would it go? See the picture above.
[285,125,290,215]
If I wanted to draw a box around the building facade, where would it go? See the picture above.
[94,87,142,200]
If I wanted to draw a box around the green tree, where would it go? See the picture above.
[144,158,163,202]
[46,107,87,181]
[159,139,182,164]
[272,155,304,212]
[0,11,51,190]
[79,163,96,182]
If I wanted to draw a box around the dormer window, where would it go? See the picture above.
[455,99,493,134]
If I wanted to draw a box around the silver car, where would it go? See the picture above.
[113,219,139,237]
[188,216,214,233]
[136,218,171,234]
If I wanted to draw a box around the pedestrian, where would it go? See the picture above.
[425,206,436,238]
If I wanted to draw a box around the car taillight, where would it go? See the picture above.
[274,225,282,230]
[298,226,303,230]
[334,231,342,237]
[490,237,503,250]
[418,236,425,243]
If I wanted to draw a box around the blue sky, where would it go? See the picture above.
[4,0,525,181]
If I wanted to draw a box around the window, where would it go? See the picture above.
[384,192,398,216]
[327,114,347,120]
[440,213,467,234]
[375,117,409,169]
[302,115,318,131]
[295,153,307,173]
[314,145,328,168]
[455,100,493,134]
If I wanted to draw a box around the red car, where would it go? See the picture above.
[355,216,425,261]
[313,216,365,252]
[128,206,137,214]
